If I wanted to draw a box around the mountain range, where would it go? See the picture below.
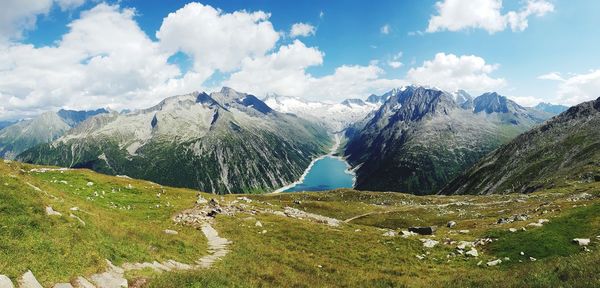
[440,96,600,195]
[263,94,379,132]
[344,86,555,195]
[0,109,107,159]
[18,88,330,194]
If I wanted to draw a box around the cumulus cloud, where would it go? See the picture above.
[0,4,182,119]
[406,52,506,93]
[156,2,280,72]
[426,0,554,34]
[290,23,316,37]
[380,24,391,34]
[0,0,86,42]
[537,72,564,81]
[225,41,405,102]
[555,70,600,105]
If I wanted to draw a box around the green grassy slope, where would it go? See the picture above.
[0,160,209,286]
[1,160,599,287]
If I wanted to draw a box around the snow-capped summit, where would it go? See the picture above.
[263,94,379,132]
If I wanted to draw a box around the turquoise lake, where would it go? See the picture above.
[284,156,355,192]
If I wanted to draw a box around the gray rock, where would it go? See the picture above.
[74,277,96,288]
[18,271,42,288]
[0,275,13,288]
[465,248,479,257]
[486,259,502,266]
[53,283,74,288]
[420,239,439,248]
[164,229,178,235]
[573,238,590,246]
[408,226,437,235]
[447,221,456,228]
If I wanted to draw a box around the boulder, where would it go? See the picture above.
[486,259,502,266]
[86,182,94,187]
[255,221,263,227]
[382,231,397,237]
[573,238,590,246]
[408,226,437,235]
[447,221,456,228]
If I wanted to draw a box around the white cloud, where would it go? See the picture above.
[426,0,554,34]
[290,22,316,37]
[156,2,279,72]
[555,70,600,105]
[225,41,405,102]
[56,0,85,10]
[407,52,506,93]
[537,72,564,81]
[387,51,403,69]
[319,11,325,19]
[380,24,390,34]
[388,61,403,69]
[0,0,86,42]
[0,4,183,119]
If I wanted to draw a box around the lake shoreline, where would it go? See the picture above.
[272,134,356,193]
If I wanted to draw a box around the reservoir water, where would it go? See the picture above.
[283,155,355,192]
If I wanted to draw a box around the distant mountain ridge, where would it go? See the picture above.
[440,96,600,195]
[263,94,378,132]
[19,88,331,194]
[534,102,570,114]
[344,86,553,195]
[0,109,107,159]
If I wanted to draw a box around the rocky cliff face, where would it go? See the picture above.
[19,88,331,194]
[440,97,600,195]
[344,86,550,195]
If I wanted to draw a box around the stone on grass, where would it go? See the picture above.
[527,222,543,228]
[0,275,13,288]
[75,277,96,288]
[465,248,479,257]
[447,221,456,228]
[408,226,437,235]
[573,238,590,246]
[164,229,178,235]
[420,239,439,248]
[486,259,502,266]
[45,206,62,216]
[255,221,263,227]
[382,231,397,237]
[53,283,74,288]
[509,228,517,232]
[18,271,42,288]
[86,182,94,187]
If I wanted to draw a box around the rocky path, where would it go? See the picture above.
[0,222,230,288]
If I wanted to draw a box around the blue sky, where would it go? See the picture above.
[1,0,600,120]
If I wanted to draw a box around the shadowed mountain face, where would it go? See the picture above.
[0,109,108,159]
[440,97,600,195]
[344,86,551,195]
[19,88,331,194]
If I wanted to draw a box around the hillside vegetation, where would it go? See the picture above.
[1,160,598,287]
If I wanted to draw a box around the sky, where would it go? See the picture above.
[1,0,600,120]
